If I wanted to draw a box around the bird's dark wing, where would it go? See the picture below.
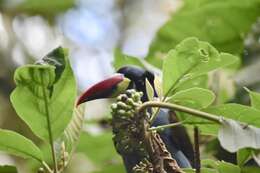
[168,111,195,167]
[152,109,193,168]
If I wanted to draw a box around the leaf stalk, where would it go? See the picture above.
[137,101,222,124]
[42,161,53,173]
[148,122,183,131]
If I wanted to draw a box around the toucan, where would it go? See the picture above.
[77,66,194,172]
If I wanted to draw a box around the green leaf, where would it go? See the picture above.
[147,0,260,67]
[190,104,260,135]
[11,47,77,141]
[201,159,218,169]
[113,48,144,70]
[175,74,208,92]
[0,165,17,173]
[248,90,260,110]
[237,148,252,166]
[10,65,55,140]
[169,87,215,109]
[0,129,43,161]
[145,79,154,101]
[162,37,238,96]
[217,161,241,173]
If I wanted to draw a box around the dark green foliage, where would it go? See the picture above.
[146,0,260,67]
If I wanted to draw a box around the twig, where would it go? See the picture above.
[137,101,222,124]
[148,122,183,131]
[194,126,201,173]
[42,161,53,173]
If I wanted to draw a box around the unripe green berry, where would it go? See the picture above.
[126,98,135,106]
[117,101,128,109]
[118,109,126,115]
[125,111,133,117]
[116,95,123,101]
[111,103,117,110]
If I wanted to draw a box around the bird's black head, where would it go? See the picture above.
[117,66,157,102]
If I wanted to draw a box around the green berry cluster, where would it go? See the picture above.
[111,89,148,156]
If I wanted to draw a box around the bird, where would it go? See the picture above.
[77,66,194,172]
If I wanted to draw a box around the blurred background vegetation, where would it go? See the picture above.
[0,0,260,172]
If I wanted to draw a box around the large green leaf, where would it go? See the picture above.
[147,0,260,67]
[0,129,43,161]
[169,87,215,109]
[11,65,55,140]
[162,37,238,96]
[10,47,77,141]
[175,74,208,92]
[0,165,17,173]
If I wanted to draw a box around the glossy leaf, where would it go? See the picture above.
[147,0,260,67]
[169,87,215,109]
[10,47,77,141]
[0,129,43,161]
[162,37,238,96]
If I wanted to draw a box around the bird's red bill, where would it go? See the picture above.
[76,74,124,106]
